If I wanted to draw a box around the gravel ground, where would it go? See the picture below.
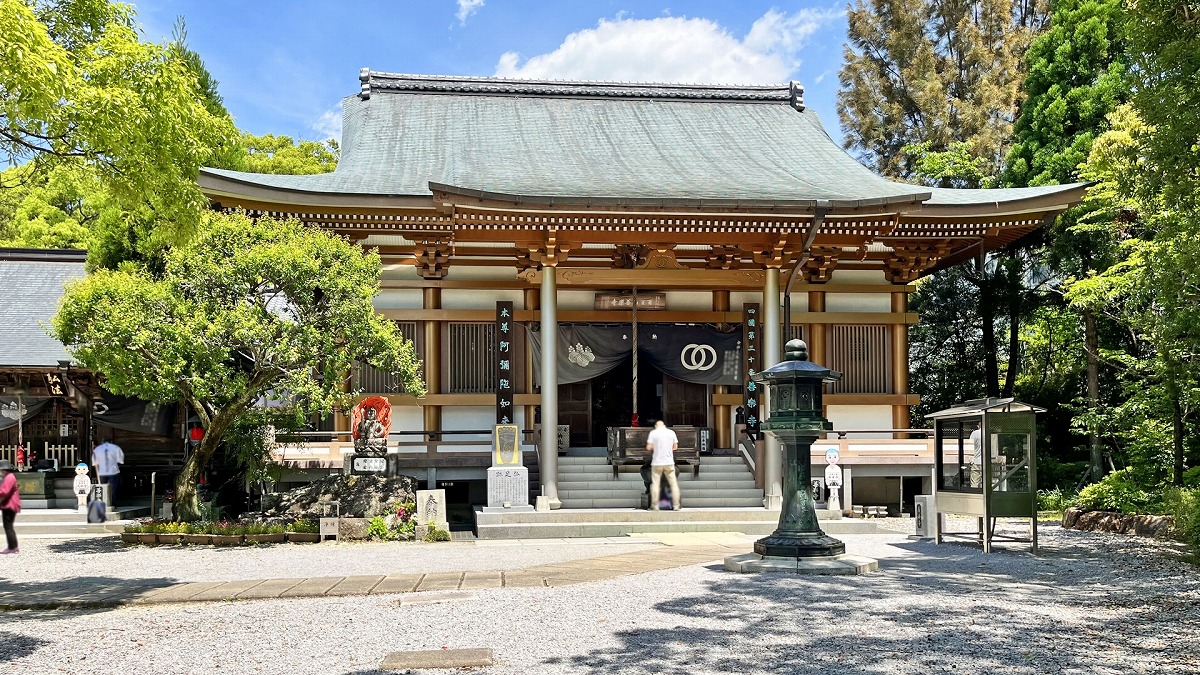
[0,538,660,584]
[2,526,1197,675]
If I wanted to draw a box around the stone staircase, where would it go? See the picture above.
[13,505,150,536]
[557,455,763,509]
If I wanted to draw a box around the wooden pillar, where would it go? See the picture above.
[808,289,827,417]
[540,266,561,507]
[422,287,442,439]
[762,267,783,510]
[712,289,731,450]
[523,287,539,434]
[892,291,911,434]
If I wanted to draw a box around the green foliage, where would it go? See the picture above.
[423,523,451,543]
[286,519,318,534]
[1162,487,1200,551]
[365,516,392,541]
[838,0,1045,181]
[1,0,239,233]
[904,141,999,189]
[234,133,338,175]
[1074,468,1155,513]
[53,213,425,520]
[1037,487,1078,513]
[1004,0,1130,187]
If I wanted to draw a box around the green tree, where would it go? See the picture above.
[838,0,1046,181]
[1000,0,1132,481]
[1,0,238,231]
[236,133,338,175]
[53,213,426,520]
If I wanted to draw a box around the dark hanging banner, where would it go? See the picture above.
[743,303,761,439]
[495,301,514,424]
[0,397,52,432]
[91,393,174,436]
[636,324,742,385]
[528,324,633,385]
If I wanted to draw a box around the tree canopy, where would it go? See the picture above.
[1,0,238,230]
[53,213,425,519]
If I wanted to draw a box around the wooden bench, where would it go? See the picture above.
[606,426,701,478]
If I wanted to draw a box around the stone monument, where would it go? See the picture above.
[416,488,449,533]
[484,424,534,513]
[725,340,878,575]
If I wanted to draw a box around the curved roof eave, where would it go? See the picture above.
[427,181,931,212]
[198,169,435,210]
[910,182,1092,217]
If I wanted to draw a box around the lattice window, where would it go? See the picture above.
[448,322,497,394]
[826,325,892,394]
[355,322,419,393]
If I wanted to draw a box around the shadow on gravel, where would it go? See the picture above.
[0,631,50,663]
[46,538,130,555]
[552,537,1200,675]
[0,576,178,617]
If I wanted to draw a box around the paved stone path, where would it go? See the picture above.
[0,533,743,611]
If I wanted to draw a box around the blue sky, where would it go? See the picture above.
[132,1,850,144]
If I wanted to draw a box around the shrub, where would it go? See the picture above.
[423,523,451,542]
[1074,468,1154,513]
[1037,487,1077,512]
[1163,487,1200,552]
[1184,466,1200,488]
[286,519,318,533]
[366,516,392,540]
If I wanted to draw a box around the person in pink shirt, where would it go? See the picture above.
[0,459,21,553]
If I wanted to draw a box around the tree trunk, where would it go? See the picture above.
[173,412,236,521]
[1002,278,1021,398]
[979,273,1001,398]
[1172,378,1185,487]
[1085,309,1103,482]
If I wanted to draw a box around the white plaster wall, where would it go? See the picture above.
[441,289,524,309]
[557,289,597,311]
[826,405,894,438]
[390,406,426,454]
[379,263,421,281]
[374,289,423,310]
[824,293,892,313]
[731,291,769,309]
[828,269,888,285]
[664,291,714,312]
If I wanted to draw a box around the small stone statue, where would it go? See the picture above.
[353,406,387,456]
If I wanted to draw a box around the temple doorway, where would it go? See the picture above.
[589,357,664,445]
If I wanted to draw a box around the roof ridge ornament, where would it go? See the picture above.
[789,81,805,111]
[359,67,371,100]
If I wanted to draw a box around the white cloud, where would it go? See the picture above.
[311,107,342,140]
[493,9,842,84]
[456,0,485,24]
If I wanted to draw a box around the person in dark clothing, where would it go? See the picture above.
[0,459,21,553]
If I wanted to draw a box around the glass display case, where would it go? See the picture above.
[927,398,1043,553]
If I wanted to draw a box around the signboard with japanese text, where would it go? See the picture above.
[742,303,761,439]
[495,301,514,424]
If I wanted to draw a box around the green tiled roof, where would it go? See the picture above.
[0,257,84,368]
[201,73,1083,209]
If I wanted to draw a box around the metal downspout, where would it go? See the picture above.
[783,201,829,335]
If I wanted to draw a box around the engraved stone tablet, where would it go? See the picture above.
[416,489,449,531]
[493,424,521,466]
[487,466,529,508]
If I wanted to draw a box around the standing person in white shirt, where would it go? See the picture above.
[646,420,681,511]
[91,436,124,505]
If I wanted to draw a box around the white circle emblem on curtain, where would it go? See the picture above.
[681,344,718,371]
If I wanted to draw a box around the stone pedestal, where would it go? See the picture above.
[724,552,878,575]
[482,466,534,513]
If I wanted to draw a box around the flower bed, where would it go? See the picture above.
[122,519,318,546]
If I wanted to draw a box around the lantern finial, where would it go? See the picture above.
[785,339,809,362]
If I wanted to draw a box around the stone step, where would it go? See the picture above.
[558,497,765,509]
[558,455,747,465]
[559,487,764,500]
[558,479,758,491]
[14,521,132,535]
[474,518,876,539]
[560,465,752,478]
[13,507,150,523]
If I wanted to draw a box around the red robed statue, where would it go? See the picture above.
[351,396,391,457]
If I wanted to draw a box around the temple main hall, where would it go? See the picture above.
[198,71,1083,525]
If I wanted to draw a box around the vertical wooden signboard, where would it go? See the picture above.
[743,303,761,439]
[496,301,514,424]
